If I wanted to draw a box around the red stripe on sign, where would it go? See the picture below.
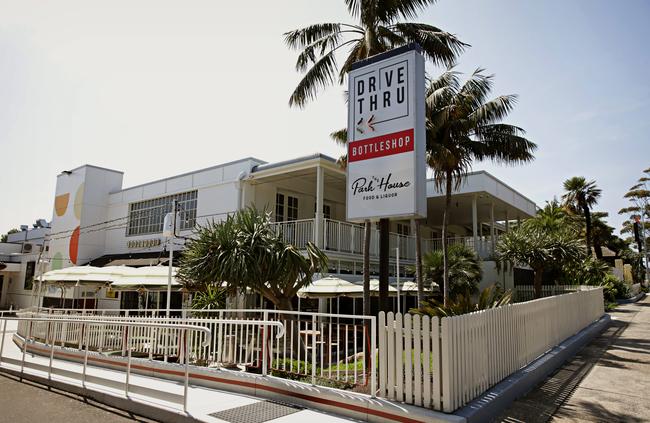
[348,129,414,162]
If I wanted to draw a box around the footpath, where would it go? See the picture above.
[498,294,650,423]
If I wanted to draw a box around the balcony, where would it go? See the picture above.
[271,219,496,261]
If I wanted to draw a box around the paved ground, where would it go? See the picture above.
[498,294,650,423]
[0,372,157,422]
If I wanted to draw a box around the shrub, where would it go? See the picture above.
[411,284,513,317]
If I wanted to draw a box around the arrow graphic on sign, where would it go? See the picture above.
[356,115,376,134]
[356,117,364,134]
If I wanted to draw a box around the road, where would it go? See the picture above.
[0,372,157,422]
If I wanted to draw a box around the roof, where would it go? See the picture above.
[251,153,338,173]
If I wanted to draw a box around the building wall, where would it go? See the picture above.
[103,158,260,255]
[1,252,41,309]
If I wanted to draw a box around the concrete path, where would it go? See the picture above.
[498,294,650,423]
[0,372,157,422]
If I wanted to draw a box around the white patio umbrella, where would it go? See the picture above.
[109,265,182,291]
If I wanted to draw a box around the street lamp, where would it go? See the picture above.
[163,199,178,320]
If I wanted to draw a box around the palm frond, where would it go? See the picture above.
[390,22,466,66]
[289,50,338,108]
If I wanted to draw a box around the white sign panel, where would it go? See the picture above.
[346,45,426,222]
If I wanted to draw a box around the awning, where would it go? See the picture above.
[105,258,169,267]
[0,262,21,272]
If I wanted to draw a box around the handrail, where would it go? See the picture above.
[1,315,213,412]
[24,313,286,339]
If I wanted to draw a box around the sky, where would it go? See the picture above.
[1,0,649,237]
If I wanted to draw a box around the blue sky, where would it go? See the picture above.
[1,0,648,236]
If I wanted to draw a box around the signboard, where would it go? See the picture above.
[346,44,426,222]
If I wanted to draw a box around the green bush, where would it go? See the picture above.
[600,274,630,302]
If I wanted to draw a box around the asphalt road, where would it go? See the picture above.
[0,373,158,423]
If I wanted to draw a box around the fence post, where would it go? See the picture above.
[82,322,89,387]
[49,322,55,379]
[125,326,131,397]
[21,321,33,379]
[183,328,189,413]
[262,311,268,376]
[311,314,317,386]
[0,317,7,364]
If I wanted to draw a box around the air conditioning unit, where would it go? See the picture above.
[22,243,33,253]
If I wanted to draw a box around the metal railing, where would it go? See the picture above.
[2,315,212,412]
[271,219,314,249]
[36,307,377,394]
[274,218,497,261]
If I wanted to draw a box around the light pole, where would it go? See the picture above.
[165,199,177,320]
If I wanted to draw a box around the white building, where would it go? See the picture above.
[1,153,537,310]
[0,221,51,309]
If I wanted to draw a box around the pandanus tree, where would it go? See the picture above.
[425,69,536,305]
[177,207,328,311]
[496,221,583,298]
[285,0,466,313]
[562,177,602,256]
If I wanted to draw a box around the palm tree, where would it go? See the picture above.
[562,177,602,256]
[496,223,583,298]
[284,0,467,108]
[286,1,466,313]
[177,207,328,310]
[420,243,482,299]
[425,69,537,305]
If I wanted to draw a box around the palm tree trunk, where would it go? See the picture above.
[363,220,371,316]
[533,266,543,299]
[379,218,390,312]
[583,205,593,256]
[442,171,453,306]
[414,219,424,308]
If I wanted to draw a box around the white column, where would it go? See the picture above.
[315,166,325,248]
[490,202,495,253]
[472,194,478,250]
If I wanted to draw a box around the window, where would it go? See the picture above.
[314,203,332,220]
[275,193,285,222]
[24,261,35,290]
[397,223,410,236]
[127,190,197,236]
[287,196,298,221]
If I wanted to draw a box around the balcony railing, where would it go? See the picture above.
[271,218,496,261]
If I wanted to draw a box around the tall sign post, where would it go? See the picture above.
[346,44,426,312]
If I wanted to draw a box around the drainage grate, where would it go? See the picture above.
[209,400,302,423]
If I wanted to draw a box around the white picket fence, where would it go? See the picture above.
[378,287,604,412]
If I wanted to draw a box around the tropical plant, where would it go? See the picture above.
[177,207,328,310]
[425,69,537,305]
[420,243,482,299]
[496,223,584,298]
[190,284,226,312]
[531,199,580,232]
[284,0,466,108]
[563,256,610,286]
[0,228,19,243]
[562,176,602,256]
[411,284,512,317]
[600,273,630,303]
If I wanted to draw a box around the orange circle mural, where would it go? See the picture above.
[69,226,80,264]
